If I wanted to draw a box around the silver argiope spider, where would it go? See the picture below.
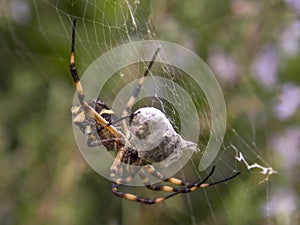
[69,18,240,205]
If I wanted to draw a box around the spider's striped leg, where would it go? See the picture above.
[111,166,194,205]
[69,18,124,141]
[109,146,142,184]
[109,151,173,205]
[121,47,160,135]
[110,147,127,182]
[112,166,240,205]
[111,181,177,205]
[166,167,241,194]
[138,168,194,193]
[111,168,199,205]
[111,166,141,184]
[109,148,163,204]
[144,165,201,188]
[122,47,160,117]
[141,166,240,193]
[111,167,183,204]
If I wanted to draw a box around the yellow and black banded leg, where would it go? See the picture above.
[111,182,178,205]
[163,166,241,194]
[111,167,141,185]
[139,166,204,192]
[112,169,196,204]
[111,165,198,194]
[122,47,160,117]
[111,167,185,205]
[70,18,124,141]
[109,147,127,182]
[121,47,160,134]
[144,165,201,188]
[138,168,191,193]
[111,167,241,205]
[111,182,179,205]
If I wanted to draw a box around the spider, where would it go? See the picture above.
[69,18,240,205]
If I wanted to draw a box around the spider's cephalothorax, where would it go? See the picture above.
[72,98,144,165]
[69,18,240,204]
[71,98,120,151]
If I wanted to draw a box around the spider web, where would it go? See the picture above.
[2,0,299,225]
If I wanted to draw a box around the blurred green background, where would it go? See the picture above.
[0,0,299,225]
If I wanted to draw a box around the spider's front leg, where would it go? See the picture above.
[70,18,124,143]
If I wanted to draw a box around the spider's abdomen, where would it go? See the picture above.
[128,107,199,167]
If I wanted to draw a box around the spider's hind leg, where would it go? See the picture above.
[140,165,201,192]
[111,182,177,205]
[111,167,183,205]
[140,166,240,196]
